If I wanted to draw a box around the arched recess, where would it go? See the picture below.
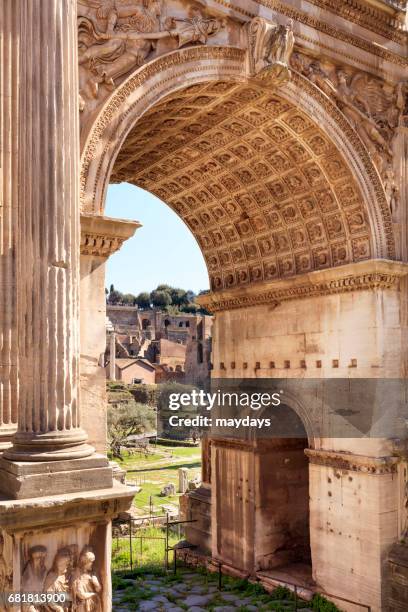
[80,45,395,291]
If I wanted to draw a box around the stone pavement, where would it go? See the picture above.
[112,569,314,611]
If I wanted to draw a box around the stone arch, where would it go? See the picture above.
[80,45,395,290]
[257,390,317,450]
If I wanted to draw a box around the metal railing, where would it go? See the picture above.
[112,514,197,573]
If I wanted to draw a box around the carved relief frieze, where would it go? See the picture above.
[78,0,237,116]
[0,532,12,611]
[290,51,406,187]
[211,0,408,47]
[21,543,102,612]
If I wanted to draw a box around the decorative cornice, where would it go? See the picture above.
[197,260,408,312]
[301,0,406,44]
[305,448,400,474]
[212,0,408,66]
[80,214,141,258]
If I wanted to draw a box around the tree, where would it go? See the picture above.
[170,288,189,306]
[107,402,156,459]
[180,303,200,314]
[122,293,137,306]
[135,292,151,309]
[156,284,172,293]
[150,289,172,308]
[107,290,123,305]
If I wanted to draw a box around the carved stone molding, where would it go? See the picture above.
[211,437,254,452]
[80,214,141,258]
[306,448,400,474]
[197,259,408,312]
[297,0,407,44]
[237,0,408,67]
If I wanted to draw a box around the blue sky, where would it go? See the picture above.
[105,183,209,295]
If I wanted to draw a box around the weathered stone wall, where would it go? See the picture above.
[309,456,400,611]
[208,281,407,610]
[211,287,406,388]
[255,439,310,572]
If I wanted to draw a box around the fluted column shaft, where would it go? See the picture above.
[0,1,19,449]
[5,0,93,461]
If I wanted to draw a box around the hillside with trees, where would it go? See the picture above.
[106,284,210,315]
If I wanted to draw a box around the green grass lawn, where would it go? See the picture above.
[113,443,202,516]
[112,526,180,571]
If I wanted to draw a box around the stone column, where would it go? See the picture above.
[178,467,189,493]
[4,0,92,462]
[0,1,19,449]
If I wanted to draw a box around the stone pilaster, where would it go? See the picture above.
[4,0,92,462]
[79,214,140,452]
[0,1,19,449]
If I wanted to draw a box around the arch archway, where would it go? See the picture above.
[79,44,402,603]
[80,45,394,289]
[255,403,311,575]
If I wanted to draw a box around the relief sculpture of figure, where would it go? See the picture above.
[43,548,73,612]
[93,7,224,53]
[334,70,393,173]
[163,7,225,47]
[384,165,399,216]
[294,53,399,178]
[396,81,408,126]
[71,547,102,612]
[21,545,48,612]
[78,2,224,108]
[78,0,162,102]
[263,20,294,69]
[0,534,12,611]
[246,17,294,83]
